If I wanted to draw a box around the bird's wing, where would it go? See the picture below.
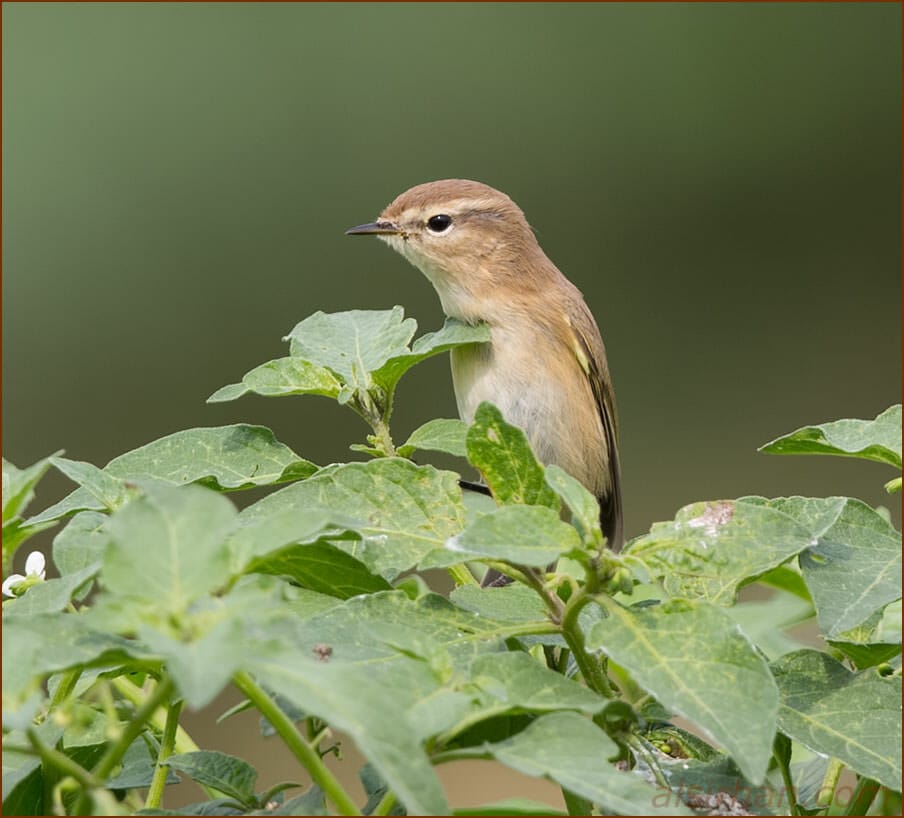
[566,303,623,551]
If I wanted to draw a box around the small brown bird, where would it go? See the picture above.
[347,179,622,551]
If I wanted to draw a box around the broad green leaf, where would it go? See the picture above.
[371,318,490,392]
[795,498,902,637]
[52,512,111,578]
[771,649,902,790]
[106,739,180,789]
[2,453,59,524]
[466,403,559,509]
[0,519,56,574]
[433,652,605,741]
[760,404,902,468]
[482,712,692,815]
[104,483,236,612]
[450,583,548,623]
[454,800,566,816]
[544,465,603,546]
[725,591,815,659]
[164,751,257,807]
[625,499,816,605]
[257,789,327,816]
[238,459,466,579]
[207,357,342,403]
[437,505,582,568]
[286,307,417,390]
[399,418,468,459]
[52,456,129,511]
[257,659,447,815]
[1,564,99,618]
[1,613,139,704]
[2,720,64,814]
[27,426,315,526]
[589,599,779,784]
[658,756,781,815]
[246,542,393,599]
[877,598,902,643]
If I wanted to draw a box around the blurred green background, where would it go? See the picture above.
[3,1,901,808]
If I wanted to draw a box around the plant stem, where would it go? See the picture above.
[772,745,799,815]
[447,563,478,587]
[26,727,102,790]
[845,777,880,816]
[232,670,361,816]
[817,758,844,807]
[560,590,614,698]
[625,733,670,790]
[112,676,201,755]
[50,668,83,708]
[371,789,397,816]
[144,696,184,810]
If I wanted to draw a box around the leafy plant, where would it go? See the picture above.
[2,307,901,816]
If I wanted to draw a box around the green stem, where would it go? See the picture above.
[447,563,478,587]
[818,758,844,807]
[561,591,614,698]
[112,676,201,756]
[625,734,670,790]
[71,676,174,815]
[773,745,800,815]
[50,668,83,708]
[144,697,184,810]
[845,777,879,816]
[233,671,361,816]
[26,727,102,791]
[371,789,397,816]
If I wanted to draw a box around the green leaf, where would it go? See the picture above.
[2,453,60,524]
[759,404,902,468]
[450,583,548,623]
[438,505,582,568]
[52,512,111,578]
[246,543,393,599]
[466,403,559,510]
[28,426,316,526]
[453,799,566,816]
[544,465,603,546]
[771,649,902,790]
[1,564,99,617]
[399,418,468,459]
[164,751,258,808]
[237,459,466,579]
[104,483,236,612]
[589,599,779,784]
[1,519,56,575]
[286,307,417,390]
[370,318,490,393]
[51,456,129,511]
[207,356,342,403]
[107,738,181,789]
[725,591,815,659]
[446,652,606,732]
[481,712,692,815]
[1,613,139,704]
[795,498,902,638]
[626,499,816,605]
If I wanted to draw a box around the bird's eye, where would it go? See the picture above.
[426,214,453,233]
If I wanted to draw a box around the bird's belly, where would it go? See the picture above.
[450,333,607,497]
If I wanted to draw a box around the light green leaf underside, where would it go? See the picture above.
[760,404,902,468]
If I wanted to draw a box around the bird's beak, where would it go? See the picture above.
[345,220,400,236]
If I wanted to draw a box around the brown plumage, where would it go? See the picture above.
[347,179,622,551]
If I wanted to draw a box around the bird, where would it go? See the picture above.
[346,179,622,563]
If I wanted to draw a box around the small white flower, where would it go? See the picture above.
[2,551,46,597]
